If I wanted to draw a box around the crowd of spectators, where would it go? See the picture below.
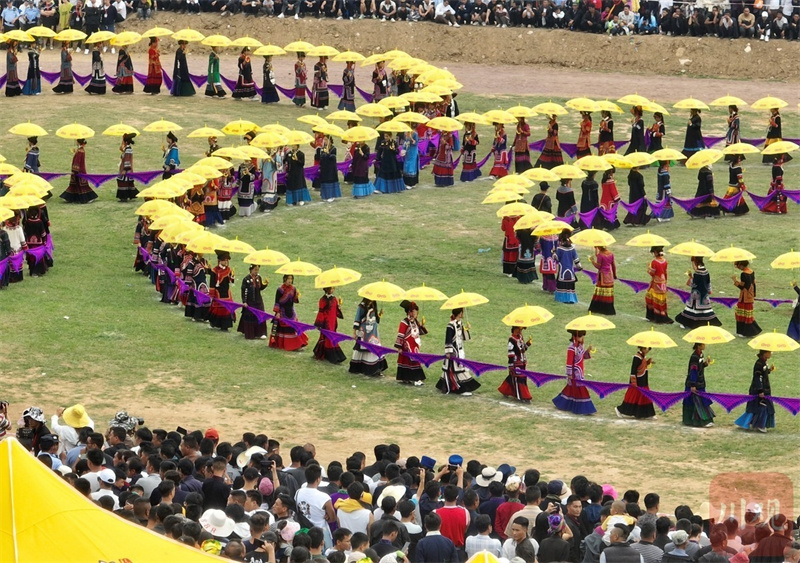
[6,401,800,563]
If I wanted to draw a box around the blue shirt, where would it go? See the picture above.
[2,6,20,24]
[23,4,39,21]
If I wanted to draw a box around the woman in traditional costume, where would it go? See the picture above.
[498,326,531,403]
[554,231,582,304]
[53,41,74,94]
[233,47,257,99]
[588,245,616,315]
[437,308,480,396]
[681,108,704,159]
[313,287,346,364]
[460,122,481,182]
[489,122,509,179]
[732,260,762,337]
[615,347,656,419]
[553,330,596,415]
[622,166,650,226]
[395,300,427,385]
[675,256,722,328]
[111,47,134,94]
[60,139,97,203]
[597,111,615,155]
[208,252,235,331]
[238,264,268,340]
[734,351,775,433]
[143,37,162,94]
[261,55,279,104]
[349,298,388,376]
[624,106,645,154]
[85,44,106,95]
[576,112,592,158]
[534,115,564,169]
[645,246,672,324]
[683,343,715,427]
[270,274,308,350]
[116,133,137,201]
[514,117,532,173]
[310,55,329,109]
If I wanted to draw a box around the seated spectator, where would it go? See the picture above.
[418,0,434,20]
[301,0,320,17]
[377,0,396,19]
[618,5,636,33]
[396,0,409,19]
[739,7,756,36]
[638,9,658,33]
[320,0,342,17]
[756,10,771,39]
[471,0,489,25]
[552,5,566,27]
[719,10,737,37]
[704,6,720,35]
[455,0,470,24]
[521,1,534,26]
[509,1,521,25]
[580,4,602,32]
[494,1,510,26]
[277,0,300,18]
[771,10,790,36]
[434,0,458,26]
[359,0,375,17]
[790,12,800,37]
[606,14,623,34]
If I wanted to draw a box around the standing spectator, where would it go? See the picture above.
[202,457,232,510]
[465,514,502,558]
[416,513,458,563]
[632,522,665,563]
[495,476,525,541]
[295,465,336,548]
[2,0,20,33]
[600,525,644,563]
[39,0,57,49]
[434,482,469,550]
[503,516,539,561]
[19,0,39,31]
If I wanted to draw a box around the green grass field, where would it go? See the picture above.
[1,89,799,509]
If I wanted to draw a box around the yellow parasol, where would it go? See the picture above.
[576,155,612,172]
[617,94,650,106]
[55,123,95,139]
[502,304,554,328]
[184,165,223,179]
[682,325,735,344]
[0,163,22,176]
[494,175,534,189]
[771,250,800,269]
[254,44,287,57]
[401,91,442,104]
[236,145,270,160]
[134,200,178,216]
[26,25,57,38]
[487,185,529,195]
[144,119,182,132]
[3,173,49,188]
[102,123,140,136]
[222,119,258,135]
[709,95,748,107]
[440,290,489,310]
[307,44,339,57]
[496,202,535,218]
[215,237,257,255]
[393,113,429,125]
[332,50,365,62]
[650,148,687,161]
[244,247,291,266]
[376,121,412,134]
[360,53,393,66]
[250,132,288,149]
[531,102,568,116]
[426,117,464,132]
[669,240,715,257]
[53,29,87,42]
[565,98,601,112]
[483,110,518,125]
[382,48,410,59]
[141,27,174,38]
[314,266,363,289]
[514,211,552,230]
[8,183,49,198]
[135,184,184,200]
[171,28,205,42]
[109,31,142,47]
[355,103,394,118]
[312,123,346,138]
[431,78,464,91]
[9,122,48,137]
[522,167,559,182]
[721,142,760,156]
[151,206,194,221]
[327,110,362,122]
[284,40,316,53]
[148,215,189,231]
[3,29,34,42]
[751,96,788,110]
[626,231,671,247]
[552,164,587,179]
[455,112,491,126]
[231,36,263,49]
[625,152,657,167]
[172,171,206,186]
[673,97,709,110]
[626,327,678,348]
[85,30,116,44]
[212,147,249,160]
[532,220,574,237]
[404,283,448,302]
[201,34,233,48]
[571,228,616,247]
[482,192,523,205]
[596,100,624,113]
[565,313,615,331]
[341,126,379,143]
[416,68,455,83]
[0,195,45,209]
[710,245,756,262]
[378,96,411,110]
[0,208,13,222]
[297,114,328,127]
[685,149,723,169]
[359,280,406,302]
[159,222,202,243]
[507,105,538,119]
[284,130,315,146]
[275,258,322,276]
[640,101,670,115]
[187,126,225,139]
[747,329,800,352]
[601,153,633,169]
[187,232,229,254]
[761,140,800,156]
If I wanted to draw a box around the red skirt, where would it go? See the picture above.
[498,370,532,401]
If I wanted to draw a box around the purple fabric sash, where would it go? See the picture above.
[134,71,148,85]
[560,143,579,159]
[274,83,296,99]
[667,287,691,303]
[619,198,645,215]
[161,69,173,91]
[40,172,67,182]
[699,391,751,413]
[783,189,800,204]
[212,299,243,314]
[40,70,60,84]
[746,191,778,211]
[618,278,650,293]
[757,298,792,307]
[356,341,398,359]
[79,173,119,188]
[646,198,671,217]
[708,296,739,308]
[138,246,151,263]
[247,306,274,324]
[454,358,506,376]
[402,351,445,367]
[25,245,48,264]
[703,136,726,148]
[772,396,800,416]
[0,74,6,89]
[73,72,90,87]
[578,208,598,228]
[713,194,742,212]
[128,170,166,185]
[318,328,354,347]
[277,317,317,335]
[189,72,207,88]
[740,137,765,146]
[599,205,618,224]
[220,74,237,92]
[175,278,189,294]
[0,258,7,279]
[9,252,24,272]
[518,369,566,387]
[581,380,630,398]
[191,288,212,305]
[528,139,545,152]
[636,388,689,412]
[106,76,117,87]
[355,86,373,103]
[671,194,711,213]
[328,84,343,98]
[580,269,598,284]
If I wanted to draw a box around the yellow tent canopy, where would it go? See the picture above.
[0,438,219,563]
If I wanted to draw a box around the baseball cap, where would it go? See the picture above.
[98,468,116,485]
[204,428,220,441]
[673,530,689,545]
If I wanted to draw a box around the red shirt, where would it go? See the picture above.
[435,505,470,548]
[494,501,525,541]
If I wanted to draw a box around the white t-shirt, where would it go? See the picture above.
[83,471,102,493]
[502,537,539,561]
[91,489,120,510]
[338,508,372,536]
[112,0,125,18]
[295,487,331,528]
[435,2,454,16]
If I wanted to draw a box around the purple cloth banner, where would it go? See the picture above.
[128,170,166,185]
[578,208,599,228]
[355,86,373,103]
[581,380,630,398]
[73,72,90,87]
[783,189,800,204]
[134,71,148,85]
[138,246,151,264]
[671,194,710,213]
[619,198,645,215]
[757,298,792,308]
[9,252,24,272]
[39,172,67,182]
[0,258,7,279]
[0,75,6,89]
[713,195,742,212]
[220,74,238,92]
[647,198,671,217]
[773,396,800,416]
[667,287,691,303]
[455,358,506,376]
[247,306,274,324]
[318,328,354,347]
[529,139,546,152]
[636,388,689,412]
[709,296,739,309]
[328,84,343,98]
[274,83,295,100]
[189,72,208,88]
[618,278,650,293]
[191,288,212,306]
[355,341,398,359]
[161,69,173,92]
[40,70,60,84]
[475,150,494,169]
[703,136,725,148]
[739,137,765,147]
[80,173,119,188]
[278,317,316,335]
[106,76,117,87]
[26,245,48,265]
[746,191,774,211]
[699,391,752,413]
[560,142,579,159]
[175,278,189,294]
[403,352,445,367]
[518,369,566,388]
[581,269,598,284]
[599,205,618,224]
[212,299,244,315]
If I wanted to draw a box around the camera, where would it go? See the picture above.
[447,464,457,471]
[136,417,145,426]
[16,427,34,440]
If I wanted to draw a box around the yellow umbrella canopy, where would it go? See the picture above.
[531,102,568,116]
[358,280,406,302]
[431,78,464,91]
[216,237,257,255]
[142,26,174,37]
[376,121,412,134]
[257,122,290,136]
[617,94,650,106]
[184,165,223,179]
[0,195,45,209]
[650,148,687,161]
[355,103,394,118]
[514,211,551,230]
[187,126,226,139]
[502,305,554,328]
[53,29,87,42]
[771,250,800,269]
[0,163,22,176]
[284,40,316,53]
[576,155,612,172]
[393,113,429,125]
[327,110,362,122]
[482,192,523,204]
[668,240,715,257]
[721,143,761,155]
[440,290,489,310]
[171,28,205,42]
[314,266,363,289]
[761,140,800,155]
[496,202,535,217]
[673,97,709,110]
[483,110,518,125]
[709,95,748,107]
[494,175,534,189]
[388,57,421,71]
[134,200,178,216]
[626,327,678,348]
[507,105,538,118]
[552,164,587,179]
[201,34,233,47]
[275,258,322,276]
[332,50,365,62]
[382,48,410,59]
[404,284,448,301]
[284,130,316,145]
[102,123,140,136]
[8,183,49,198]
[595,100,624,113]
[186,232,229,254]
[231,36,263,49]
[378,96,411,110]
[601,152,633,169]
[26,25,57,38]
[522,167,560,182]
[307,44,339,57]
[565,313,615,331]
[55,123,95,139]
[312,123,346,137]
[4,29,34,42]
[341,126,379,143]
[159,222,202,243]
[682,325,735,344]
[172,171,206,186]
[244,247,291,266]
[625,152,657,167]
[3,173,50,188]
[236,145,270,160]
[416,68,455,83]
[297,114,328,127]
[254,44,287,57]
[148,215,189,231]
[710,246,756,262]
[532,220,574,236]
[250,132,289,149]
[426,116,463,132]
[110,31,142,46]
[212,147,249,160]
[136,180,185,199]
[222,119,258,135]
[640,101,670,116]
[487,185,528,195]
[626,231,671,247]
[0,207,14,221]
[685,149,723,169]
[748,329,800,352]
[566,97,601,112]
[194,155,232,172]
[151,206,194,221]
[401,91,442,104]
[144,119,182,132]
[9,122,48,137]
[455,112,490,126]
[751,96,788,110]
[571,228,616,247]
[85,30,116,44]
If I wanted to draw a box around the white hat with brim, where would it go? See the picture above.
[377,484,407,506]
[475,467,503,488]
[236,446,268,469]
[233,521,251,540]
[63,404,92,428]
[200,509,235,538]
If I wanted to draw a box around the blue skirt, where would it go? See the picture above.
[320,182,342,200]
[352,182,374,198]
[286,188,312,205]
[461,168,482,182]
[374,177,405,194]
